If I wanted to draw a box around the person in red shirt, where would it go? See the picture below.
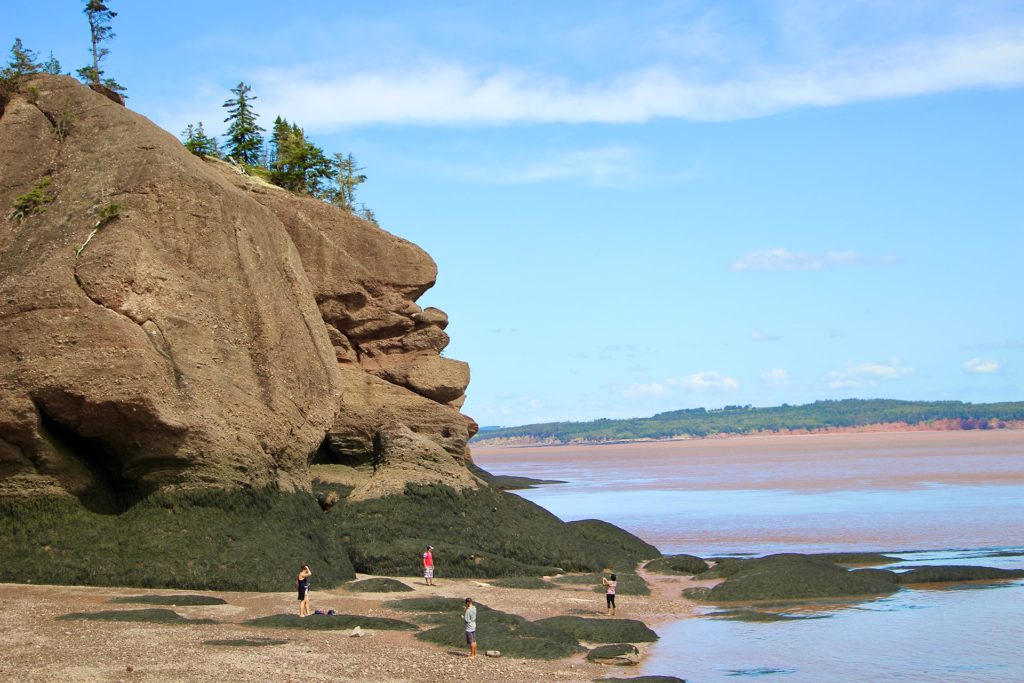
[423,545,435,586]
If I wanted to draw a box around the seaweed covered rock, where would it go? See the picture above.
[344,578,414,593]
[336,483,640,577]
[697,554,899,602]
[567,519,661,565]
[645,554,708,575]
[533,616,658,643]
[587,643,640,665]
[399,598,583,660]
[0,488,355,590]
[894,565,1024,584]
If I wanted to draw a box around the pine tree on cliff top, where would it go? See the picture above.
[3,39,41,81]
[222,82,264,166]
[77,0,126,94]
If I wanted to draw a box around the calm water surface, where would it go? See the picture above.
[473,432,1024,682]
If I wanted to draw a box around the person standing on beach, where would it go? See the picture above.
[463,597,478,658]
[423,545,435,586]
[297,565,312,617]
[603,573,617,616]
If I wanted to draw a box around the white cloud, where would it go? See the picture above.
[730,247,895,272]
[964,358,1001,374]
[827,358,914,389]
[624,371,739,399]
[250,26,1024,128]
[751,330,781,342]
[760,369,790,386]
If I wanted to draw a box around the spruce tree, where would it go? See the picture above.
[3,39,42,80]
[42,52,62,75]
[181,121,220,158]
[77,0,125,94]
[329,152,367,212]
[221,82,264,166]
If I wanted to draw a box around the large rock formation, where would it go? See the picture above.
[0,75,474,510]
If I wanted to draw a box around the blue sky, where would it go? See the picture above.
[5,1,1023,426]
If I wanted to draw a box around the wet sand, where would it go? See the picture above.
[0,572,696,682]
[473,429,1024,492]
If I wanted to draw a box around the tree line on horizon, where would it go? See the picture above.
[472,399,1024,443]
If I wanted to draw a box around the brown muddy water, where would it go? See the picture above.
[474,430,1024,682]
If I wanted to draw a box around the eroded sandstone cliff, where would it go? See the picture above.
[0,74,477,510]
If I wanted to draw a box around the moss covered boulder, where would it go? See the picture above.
[335,483,640,577]
[698,555,899,602]
[534,616,658,643]
[567,519,661,565]
[894,565,1024,584]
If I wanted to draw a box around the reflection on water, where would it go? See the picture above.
[473,435,1024,682]
[645,573,1024,682]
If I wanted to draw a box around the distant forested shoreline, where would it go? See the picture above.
[471,399,1024,445]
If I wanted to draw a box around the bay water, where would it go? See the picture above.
[473,431,1024,682]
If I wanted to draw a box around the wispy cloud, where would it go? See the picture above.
[760,368,790,386]
[251,25,1024,128]
[624,371,739,399]
[730,247,895,272]
[964,358,1001,374]
[826,358,914,389]
[751,330,781,342]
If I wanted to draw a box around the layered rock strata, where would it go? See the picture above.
[0,75,475,508]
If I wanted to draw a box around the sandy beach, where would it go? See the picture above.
[473,429,1024,492]
[0,569,705,682]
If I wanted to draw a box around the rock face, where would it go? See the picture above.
[0,75,474,509]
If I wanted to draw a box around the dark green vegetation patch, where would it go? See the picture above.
[695,555,899,602]
[468,463,565,490]
[568,519,661,561]
[472,398,1024,442]
[894,565,1024,584]
[335,483,645,577]
[0,488,354,591]
[645,554,708,575]
[586,643,639,662]
[243,613,418,631]
[553,572,651,596]
[404,598,583,660]
[489,576,557,589]
[57,608,216,625]
[110,594,227,606]
[534,616,658,643]
[344,578,414,593]
[810,552,899,566]
[707,609,827,622]
[204,638,288,647]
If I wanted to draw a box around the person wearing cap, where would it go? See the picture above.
[463,597,478,657]
[423,545,435,586]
